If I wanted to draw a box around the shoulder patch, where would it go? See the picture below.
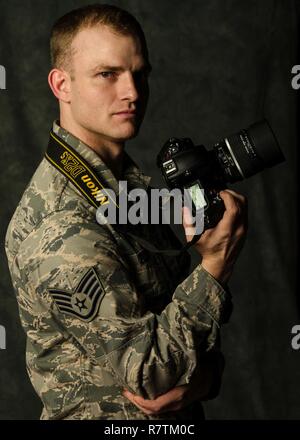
[48,267,105,322]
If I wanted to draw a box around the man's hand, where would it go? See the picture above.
[123,386,192,416]
[122,358,215,416]
[183,189,248,285]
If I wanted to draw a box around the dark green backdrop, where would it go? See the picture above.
[0,0,299,420]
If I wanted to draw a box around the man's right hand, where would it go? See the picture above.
[183,189,248,285]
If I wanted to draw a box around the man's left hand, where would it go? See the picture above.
[123,384,193,416]
[122,360,215,416]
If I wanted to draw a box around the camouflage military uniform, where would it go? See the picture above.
[5,120,232,420]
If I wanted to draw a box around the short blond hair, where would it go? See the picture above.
[50,3,149,70]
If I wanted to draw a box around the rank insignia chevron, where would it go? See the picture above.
[48,267,105,322]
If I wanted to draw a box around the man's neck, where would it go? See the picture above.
[97,145,125,181]
[59,119,125,180]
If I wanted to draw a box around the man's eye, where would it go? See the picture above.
[99,71,115,79]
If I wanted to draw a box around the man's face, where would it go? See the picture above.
[67,25,150,143]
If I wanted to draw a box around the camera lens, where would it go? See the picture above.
[223,119,285,181]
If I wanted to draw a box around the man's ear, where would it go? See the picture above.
[48,68,72,103]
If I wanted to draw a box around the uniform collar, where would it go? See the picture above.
[52,120,152,195]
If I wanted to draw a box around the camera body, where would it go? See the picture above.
[157,120,285,230]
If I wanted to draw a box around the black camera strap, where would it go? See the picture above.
[45,131,200,256]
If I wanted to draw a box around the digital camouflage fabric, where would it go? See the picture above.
[5,121,232,420]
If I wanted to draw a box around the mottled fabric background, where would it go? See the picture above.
[0,0,299,420]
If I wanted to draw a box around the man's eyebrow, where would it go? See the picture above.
[91,63,152,73]
[92,64,124,72]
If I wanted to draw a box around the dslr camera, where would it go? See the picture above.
[157,120,285,231]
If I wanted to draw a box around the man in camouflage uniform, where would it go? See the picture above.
[5,5,247,420]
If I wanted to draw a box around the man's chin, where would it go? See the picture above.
[115,126,140,142]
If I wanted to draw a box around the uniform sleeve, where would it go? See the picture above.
[20,210,232,399]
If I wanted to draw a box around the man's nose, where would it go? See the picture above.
[119,72,139,102]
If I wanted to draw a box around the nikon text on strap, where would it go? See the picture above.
[46,131,118,210]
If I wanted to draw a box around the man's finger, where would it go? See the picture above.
[219,190,240,211]
[222,190,248,224]
[123,387,185,413]
[123,391,154,414]
[222,189,247,206]
[182,206,195,239]
[123,390,155,409]
[218,190,246,229]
